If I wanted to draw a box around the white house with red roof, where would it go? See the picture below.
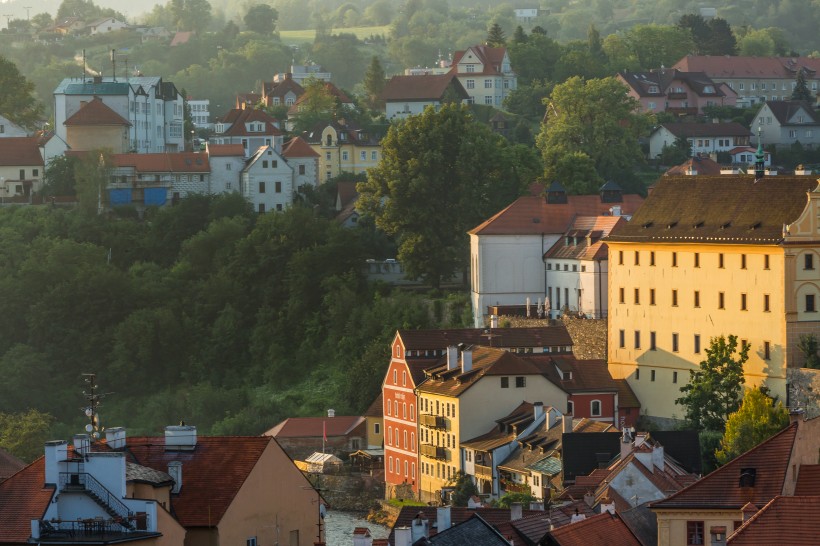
[265,413,367,461]
[213,108,284,158]
[281,136,320,188]
[380,74,469,119]
[648,122,751,159]
[0,137,45,200]
[468,183,644,327]
[206,143,246,194]
[544,215,626,319]
[450,45,516,107]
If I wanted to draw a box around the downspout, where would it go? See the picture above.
[542,232,547,318]
[597,258,603,319]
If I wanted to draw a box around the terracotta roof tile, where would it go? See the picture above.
[652,424,797,510]
[112,152,209,172]
[207,143,245,157]
[545,216,626,261]
[0,448,24,481]
[614,379,641,409]
[525,355,619,393]
[397,326,573,351]
[125,435,270,527]
[547,512,642,545]
[282,136,319,158]
[380,74,468,101]
[0,459,55,542]
[469,194,643,236]
[673,55,820,80]
[264,416,365,438]
[0,136,43,167]
[607,176,816,245]
[364,393,383,417]
[656,122,750,138]
[217,108,282,137]
[64,97,130,126]
[727,495,820,545]
[794,464,820,495]
[665,156,724,176]
[451,46,510,77]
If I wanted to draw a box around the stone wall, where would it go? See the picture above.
[496,315,607,360]
[306,471,385,512]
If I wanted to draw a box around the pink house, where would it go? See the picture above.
[618,69,737,115]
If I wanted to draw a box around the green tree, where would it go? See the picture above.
[0,409,54,462]
[74,149,114,215]
[496,491,536,508]
[243,4,278,34]
[170,0,212,33]
[289,78,338,133]
[624,24,694,69]
[676,335,748,431]
[30,13,54,32]
[797,333,820,368]
[537,76,650,189]
[486,22,506,47]
[715,388,789,465]
[0,55,43,129]
[42,155,79,197]
[704,18,737,56]
[792,69,814,102]
[363,56,386,111]
[358,104,537,288]
[512,25,527,44]
[449,471,479,506]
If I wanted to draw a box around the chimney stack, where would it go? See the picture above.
[461,348,473,373]
[105,427,126,450]
[447,346,459,371]
[328,409,336,418]
[490,314,499,328]
[394,527,411,546]
[73,434,90,457]
[510,502,523,521]
[562,415,573,433]
[436,506,451,531]
[44,440,68,485]
[620,427,634,460]
[533,402,544,422]
[168,461,182,494]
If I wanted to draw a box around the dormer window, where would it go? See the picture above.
[739,468,756,487]
[704,85,714,93]
[648,85,659,94]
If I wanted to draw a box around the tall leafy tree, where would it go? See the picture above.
[74,149,114,216]
[0,55,43,130]
[0,410,54,462]
[357,104,539,288]
[791,68,813,102]
[536,76,650,192]
[244,4,278,34]
[676,335,748,431]
[363,56,386,111]
[715,388,789,465]
[289,78,338,133]
[486,22,507,47]
[704,18,737,56]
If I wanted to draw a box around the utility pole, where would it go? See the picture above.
[23,6,31,20]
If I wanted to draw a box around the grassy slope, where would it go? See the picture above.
[279,25,390,46]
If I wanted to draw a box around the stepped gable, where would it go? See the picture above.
[608,176,817,245]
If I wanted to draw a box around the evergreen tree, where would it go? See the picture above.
[512,25,528,44]
[715,388,789,465]
[792,68,814,101]
[676,335,748,431]
[486,22,507,47]
[363,56,386,111]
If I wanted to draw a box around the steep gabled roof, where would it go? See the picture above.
[469,194,643,236]
[452,46,510,76]
[727,495,820,545]
[282,136,319,158]
[495,500,596,544]
[265,416,365,438]
[665,156,723,176]
[217,108,282,137]
[614,379,641,409]
[546,512,643,546]
[64,97,131,127]
[651,423,797,510]
[764,100,820,126]
[0,137,44,167]
[364,393,383,418]
[126,435,270,528]
[607,176,816,245]
[424,513,512,545]
[380,73,468,101]
[0,459,55,543]
[389,506,544,544]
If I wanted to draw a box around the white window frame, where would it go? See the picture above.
[590,399,602,417]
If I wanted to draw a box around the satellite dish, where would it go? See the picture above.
[85,424,93,432]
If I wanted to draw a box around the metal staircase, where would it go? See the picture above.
[60,472,135,530]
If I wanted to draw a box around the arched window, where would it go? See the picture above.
[591,400,602,417]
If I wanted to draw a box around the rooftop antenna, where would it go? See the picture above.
[81,373,113,440]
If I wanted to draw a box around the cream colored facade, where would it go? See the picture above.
[417,375,566,501]
[311,125,380,182]
[607,187,820,421]
[66,125,130,153]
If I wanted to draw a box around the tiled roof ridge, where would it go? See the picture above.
[651,423,797,508]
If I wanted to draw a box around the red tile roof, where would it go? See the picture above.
[0,459,55,543]
[112,152,209,172]
[547,512,642,546]
[64,97,130,126]
[389,506,544,544]
[544,216,626,261]
[264,416,365,438]
[364,393,383,418]
[614,379,641,409]
[282,136,319,158]
[657,122,751,138]
[0,448,24,481]
[0,136,44,167]
[526,355,619,393]
[263,76,305,101]
[469,194,643,236]
[665,156,724,176]
[673,55,820,80]
[794,464,820,495]
[452,46,509,77]
[170,31,193,46]
[217,108,282,137]
[727,495,820,545]
[207,143,245,157]
[651,423,797,510]
[126,435,270,528]
[380,74,468,101]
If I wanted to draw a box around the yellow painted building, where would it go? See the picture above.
[607,175,820,421]
[415,346,567,502]
[306,120,381,182]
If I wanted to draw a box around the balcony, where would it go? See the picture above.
[419,414,447,429]
[667,91,688,99]
[420,444,447,460]
[475,464,492,480]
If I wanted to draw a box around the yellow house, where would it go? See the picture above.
[415,346,567,503]
[607,175,820,421]
[306,119,381,182]
[650,414,820,546]
[64,96,131,153]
